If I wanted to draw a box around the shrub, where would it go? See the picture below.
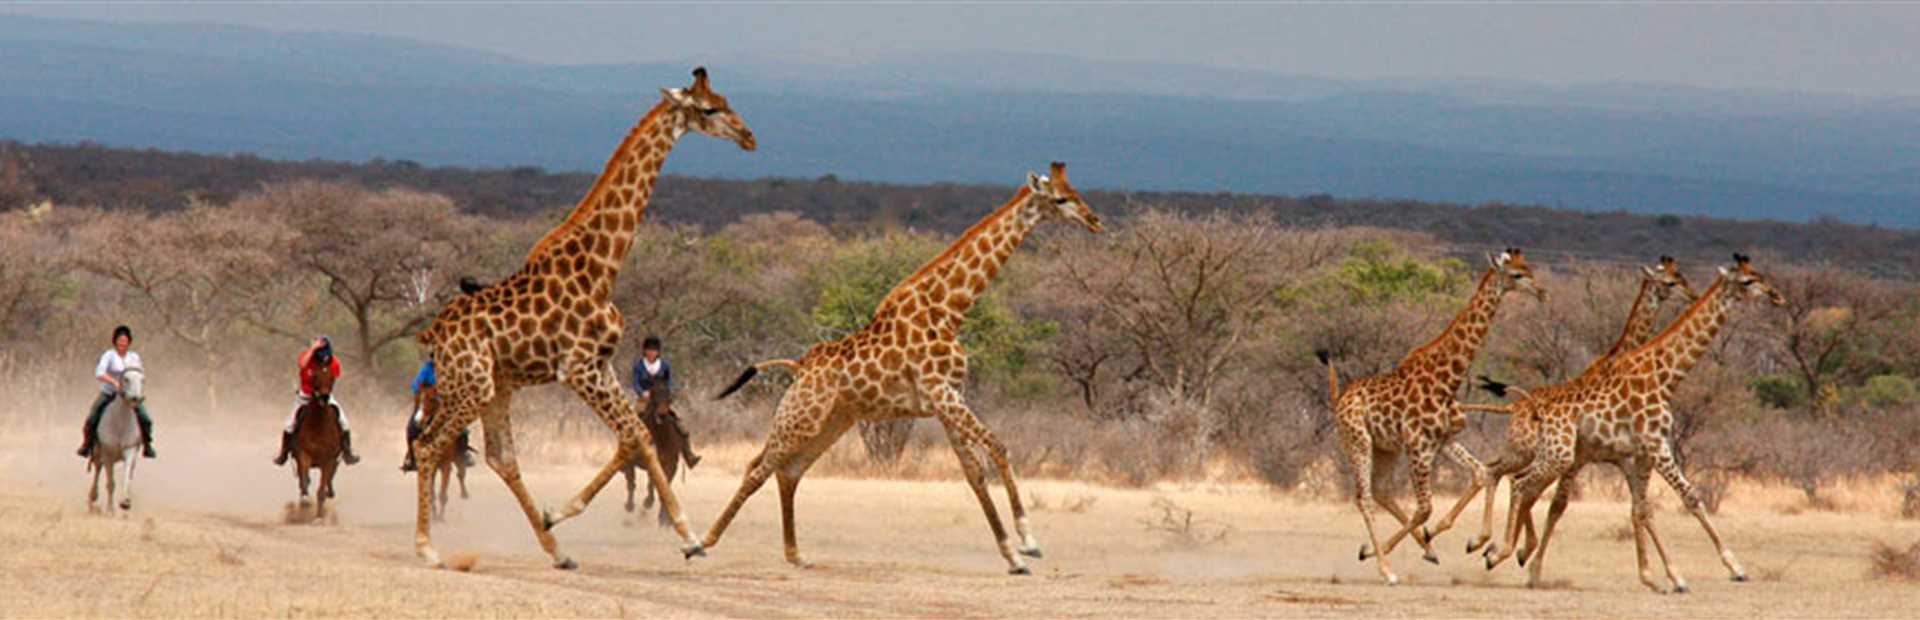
[1751,375,1807,409]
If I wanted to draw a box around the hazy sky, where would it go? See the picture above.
[8,3,1920,96]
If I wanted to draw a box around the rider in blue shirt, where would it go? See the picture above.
[401,358,474,472]
[632,336,699,468]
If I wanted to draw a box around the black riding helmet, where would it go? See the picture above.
[314,335,334,364]
[112,325,133,344]
[642,336,662,351]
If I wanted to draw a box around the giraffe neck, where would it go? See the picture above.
[1624,276,1738,388]
[1402,267,1506,392]
[520,100,686,297]
[1581,279,1661,375]
[874,187,1042,335]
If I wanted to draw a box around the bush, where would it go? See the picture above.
[1751,375,1807,409]
[1853,375,1918,410]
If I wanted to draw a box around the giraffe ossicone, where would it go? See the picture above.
[408,66,754,570]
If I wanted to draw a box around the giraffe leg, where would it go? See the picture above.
[1426,441,1487,551]
[1622,456,1676,594]
[1377,444,1440,565]
[1630,448,1691,593]
[412,361,490,569]
[1650,436,1749,582]
[1523,465,1580,587]
[1340,425,1398,585]
[622,462,637,514]
[541,359,699,555]
[702,385,835,553]
[1361,449,1413,559]
[774,413,854,569]
[1487,452,1562,570]
[945,400,1042,558]
[468,389,575,569]
[1466,454,1525,554]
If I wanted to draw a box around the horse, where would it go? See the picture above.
[87,365,145,515]
[290,364,344,521]
[415,385,472,522]
[621,387,686,527]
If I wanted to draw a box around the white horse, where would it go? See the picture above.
[88,365,144,515]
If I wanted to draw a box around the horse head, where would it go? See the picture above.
[309,364,335,405]
[120,364,146,407]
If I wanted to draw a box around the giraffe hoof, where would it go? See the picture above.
[1517,551,1529,568]
[1673,583,1690,595]
[554,558,578,571]
[1384,574,1400,586]
[1020,547,1044,559]
[682,543,707,560]
[1423,552,1440,565]
[1732,573,1750,583]
[1009,565,1032,576]
[1357,544,1373,562]
[540,510,559,532]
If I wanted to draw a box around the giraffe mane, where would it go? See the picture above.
[874,185,1034,317]
[523,99,675,263]
[1622,272,1731,359]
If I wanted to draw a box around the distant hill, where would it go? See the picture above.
[2,14,1918,226]
[6,140,1917,281]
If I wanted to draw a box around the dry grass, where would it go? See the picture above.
[1140,497,1231,549]
[1868,541,1920,581]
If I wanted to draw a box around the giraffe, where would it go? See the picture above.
[700,163,1101,574]
[1482,254,1785,593]
[1316,249,1545,585]
[1442,256,1698,556]
[408,67,755,569]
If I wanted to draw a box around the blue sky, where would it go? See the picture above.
[7,2,1919,96]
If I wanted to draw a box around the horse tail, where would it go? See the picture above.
[713,359,800,400]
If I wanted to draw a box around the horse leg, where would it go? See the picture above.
[457,459,469,499]
[88,461,100,514]
[296,456,312,505]
[316,461,335,523]
[104,459,117,516]
[656,431,680,528]
[120,456,135,511]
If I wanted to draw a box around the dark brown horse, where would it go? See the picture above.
[291,364,343,520]
[622,387,686,526]
[415,384,472,521]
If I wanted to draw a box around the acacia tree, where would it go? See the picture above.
[1767,266,1906,416]
[233,181,466,373]
[1041,210,1340,415]
[71,204,295,409]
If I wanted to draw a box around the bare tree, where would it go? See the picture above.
[1768,266,1906,416]
[233,181,467,372]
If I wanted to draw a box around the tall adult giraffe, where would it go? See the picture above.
[409,67,755,569]
[1442,256,1697,555]
[1483,254,1784,593]
[702,163,1101,574]
[1317,249,1545,585]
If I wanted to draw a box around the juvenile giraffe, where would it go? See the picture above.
[703,163,1101,574]
[1483,254,1784,593]
[1446,256,1698,556]
[409,67,755,569]
[1318,249,1545,585]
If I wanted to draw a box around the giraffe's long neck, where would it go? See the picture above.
[874,187,1041,335]
[521,100,686,298]
[1581,279,1662,376]
[1624,276,1737,389]
[1402,268,1506,392]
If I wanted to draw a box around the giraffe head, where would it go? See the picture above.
[1717,253,1787,306]
[1488,247,1546,301]
[1641,255,1698,302]
[1024,162,1102,233]
[660,67,756,151]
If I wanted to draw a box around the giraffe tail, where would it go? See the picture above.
[713,359,801,400]
[1460,403,1514,415]
[1476,375,1531,400]
[1315,349,1339,402]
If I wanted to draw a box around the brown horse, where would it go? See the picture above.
[622,388,686,527]
[415,385,472,522]
[291,364,343,521]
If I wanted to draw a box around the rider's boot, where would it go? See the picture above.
[341,431,362,465]
[137,414,156,459]
[674,418,701,468]
[272,431,293,466]
[76,431,94,459]
[400,449,417,472]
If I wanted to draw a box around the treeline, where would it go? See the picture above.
[4,178,1918,507]
[5,140,1919,279]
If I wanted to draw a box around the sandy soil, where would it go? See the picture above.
[2,424,1916,619]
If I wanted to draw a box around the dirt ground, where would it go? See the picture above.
[2,423,1916,619]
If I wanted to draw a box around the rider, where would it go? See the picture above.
[77,325,156,459]
[274,336,360,466]
[400,357,475,472]
[631,336,700,468]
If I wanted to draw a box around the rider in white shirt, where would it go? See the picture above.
[77,325,155,459]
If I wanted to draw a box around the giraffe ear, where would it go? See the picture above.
[661,87,694,107]
[1027,172,1047,192]
[1717,265,1732,277]
[1641,265,1660,279]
